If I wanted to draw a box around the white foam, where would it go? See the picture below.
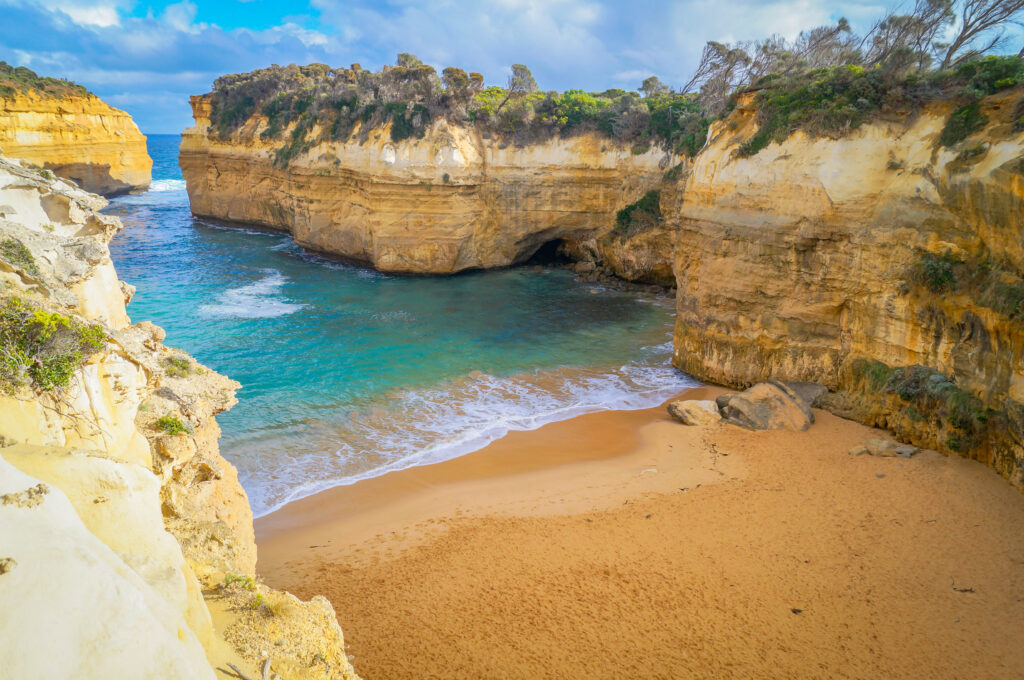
[199,270,306,319]
[243,342,696,517]
[148,179,187,192]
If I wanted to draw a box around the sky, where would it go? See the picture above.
[0,0,1021,133]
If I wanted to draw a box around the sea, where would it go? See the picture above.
[105,133,694,517]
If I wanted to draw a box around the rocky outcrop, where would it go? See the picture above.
[0,91,151,196]
[670,87,1024,487]
[0,157,357,679]
[180,94,678,274]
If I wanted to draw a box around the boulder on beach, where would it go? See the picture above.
[667,399,721,426]
[719,382,814,431]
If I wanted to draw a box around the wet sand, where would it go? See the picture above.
[256,388,1024,679]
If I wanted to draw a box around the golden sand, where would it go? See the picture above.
[256,388,1024,679]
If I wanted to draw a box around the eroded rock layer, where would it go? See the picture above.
[180,95,678,274]
[671,89,1024,488]
[0,92,151,196]
[0,158,358,680]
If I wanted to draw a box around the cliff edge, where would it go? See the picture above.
[0,157,357,679]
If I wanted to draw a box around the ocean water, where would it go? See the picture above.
[107,134,693,516]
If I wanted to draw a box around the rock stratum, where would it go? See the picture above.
[672,88,1024,489]
[180,94,679,276]
[0,91,151,196]
[0,158,358,680]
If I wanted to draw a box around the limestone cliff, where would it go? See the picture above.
[0,91,151,196]
[670,87,1024,488]
[180,94,678,274]
[0,157,358,679]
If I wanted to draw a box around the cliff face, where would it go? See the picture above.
[180,95,678,274]
[0,92,151,196]
[671,89,1024,488]
[0,158,358,679]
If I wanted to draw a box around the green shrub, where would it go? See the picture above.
[0,238,39,276]
[850,358,892,391]
[154,415,190,435]
[162,356,191,378]
[0,297,107,392]
[224,573,255,590]
[910,251,958,292]
[614,190,661,239]
[939,102,987,147]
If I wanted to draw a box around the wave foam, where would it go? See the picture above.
[149,179,187,192]
[242,343,695,517]
[199,270,306,319]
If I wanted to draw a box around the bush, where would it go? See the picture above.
[909,251,958,292]
[735,56,1023,156]
[614,190,661,239]
[0,297,107,392]
[154,415,190,435]
[207,59,715,167]
[0,238,39,276]
[162,356,191,378]
[939,102,987,147]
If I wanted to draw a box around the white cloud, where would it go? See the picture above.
[47,0,129,27]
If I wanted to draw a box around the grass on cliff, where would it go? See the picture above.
[0,297,107,393]
[850,358,999,453]
[738,55,1024,157]
[905,250,1024,320]
[0,238,39,277]
[0,61,90,99]
[613,190,662,240]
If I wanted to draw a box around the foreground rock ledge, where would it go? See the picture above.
[0,157,357,679]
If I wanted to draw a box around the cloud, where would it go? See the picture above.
[1,0,1021,133]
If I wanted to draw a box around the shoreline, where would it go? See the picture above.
[256,390,1024,679]
[255,386,712,560]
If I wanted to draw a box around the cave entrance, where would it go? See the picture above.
[522,238,572,266]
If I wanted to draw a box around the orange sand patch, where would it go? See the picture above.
[257,391,1024,679]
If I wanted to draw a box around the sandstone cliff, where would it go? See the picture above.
[671,87,1024,489]
[180,94,678,275]
[0,158,358,679]
[0,91,151,196]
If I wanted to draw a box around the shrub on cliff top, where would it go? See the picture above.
[206,58,713,164]
[0,61,90,99]
[0,297,107,393]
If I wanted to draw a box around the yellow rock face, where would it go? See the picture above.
[180,95,678,274]
[0,91,151,196]
[670,89,1024,486]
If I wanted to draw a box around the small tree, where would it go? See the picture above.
[640,76,670,98]
[497,64,537,112]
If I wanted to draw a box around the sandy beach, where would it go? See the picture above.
[256,388,1024,679]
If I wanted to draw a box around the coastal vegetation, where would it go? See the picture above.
[614,190,662,240]
[205,0,1024,165]
[0,297,107,393]
[155,414,191,435]
[905,250,1024,320]
[0,61,90,98]
[849,358,1000,453]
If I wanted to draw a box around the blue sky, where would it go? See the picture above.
[1,1,1021,133]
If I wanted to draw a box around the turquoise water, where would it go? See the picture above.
[107,134,692,516]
